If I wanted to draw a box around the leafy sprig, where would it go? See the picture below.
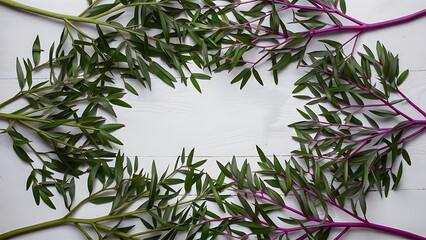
[0,35,132,209]
[170,0,426,87]
[1,0,426,89]
[290,42,426,202]
[0,0,214,92]
[206,147,426,239]
[3,148,425,239]
[0,149,227,239]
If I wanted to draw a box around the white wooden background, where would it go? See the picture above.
[1,0,426,239]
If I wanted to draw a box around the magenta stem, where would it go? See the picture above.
[287,222,426,240]
[309,132,360,143]
[396,88,426,118]
[334,227,350,240]
[254,191,325,223]
[340,78,414,121]
[365,8,426,30]
[378,126,426,152]
[309,120,391,131]
[340,103,388,110]
[312,8,426,36]
[275,172,366,222]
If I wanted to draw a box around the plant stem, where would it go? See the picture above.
[0,217,135,239]
[311,8,426,35]
[396,87,426,118]
[0,218,73,239]
[337,76,414,121]
[0,194,202,239]
[78,0,99,17]
[88,0,169,20]
[287,222,426,240]
[63,187,113,218]
[0,0,105,25]
[0,92,23,109]
[0,112,99,131]
[0,0,147,38]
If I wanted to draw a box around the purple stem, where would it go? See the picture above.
[354,121,417,144]
[276,172,366,222]
[346,140,369,158]
[334,227,350,240]
[339,31,361,53]
[296,233,309,240]
[349,31,361,55]
[337,77,414,121]
[253,190,326,223]
[311,8,426,36]
[396,87,426,118]
[278,222,426,239]
[309,132,361,143]
[309,120,391,131]
[339,103,388,110]
[378,126,426,152]
[234,174,426,239]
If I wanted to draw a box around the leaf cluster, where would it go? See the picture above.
[290,42,425,202]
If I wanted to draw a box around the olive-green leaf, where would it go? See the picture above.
[16,58,25,89]
[32,35,42,66]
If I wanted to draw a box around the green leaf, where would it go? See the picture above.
[159,11,170,42]
[190,75,202,93]
[13,145,33,163]
[363,113,380,128]
[319,39,342,49]
[88,164,100,194]
[369,109,398,118]
[294,70,315,85]
[269,53,291,71]
[392,162,403,189]
[191,73,211,80]
[149,61,176,88]
[304,106,318,121]
[339,0,347,13]
[86,3,118,17]
[23,59,33,88]
[217,161,233,178]
[230,46,247,71]
[114,154,124,183]
[16,58,25,89]
[39,190,56,209]
[397,69,409,86]
[110,99,132,108]
[297,109,311,120]
[124,82,138,95]
[90,196,115,204]
[252,68,263,86]
[237,194,255,218]
[240,68,252,89]
[231,68,250,84]
[32,35,42,66]
[401,149,411,165]
[106,11,125,22]
[187,28,203,46]
[209,178,224,211]
[147,161,158,209]
[270,53,279,84]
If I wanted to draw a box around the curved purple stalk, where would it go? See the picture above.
[229,183,426,239]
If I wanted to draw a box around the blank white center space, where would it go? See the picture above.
[115,73,302,157]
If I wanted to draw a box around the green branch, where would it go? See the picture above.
[0,0,146,37]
